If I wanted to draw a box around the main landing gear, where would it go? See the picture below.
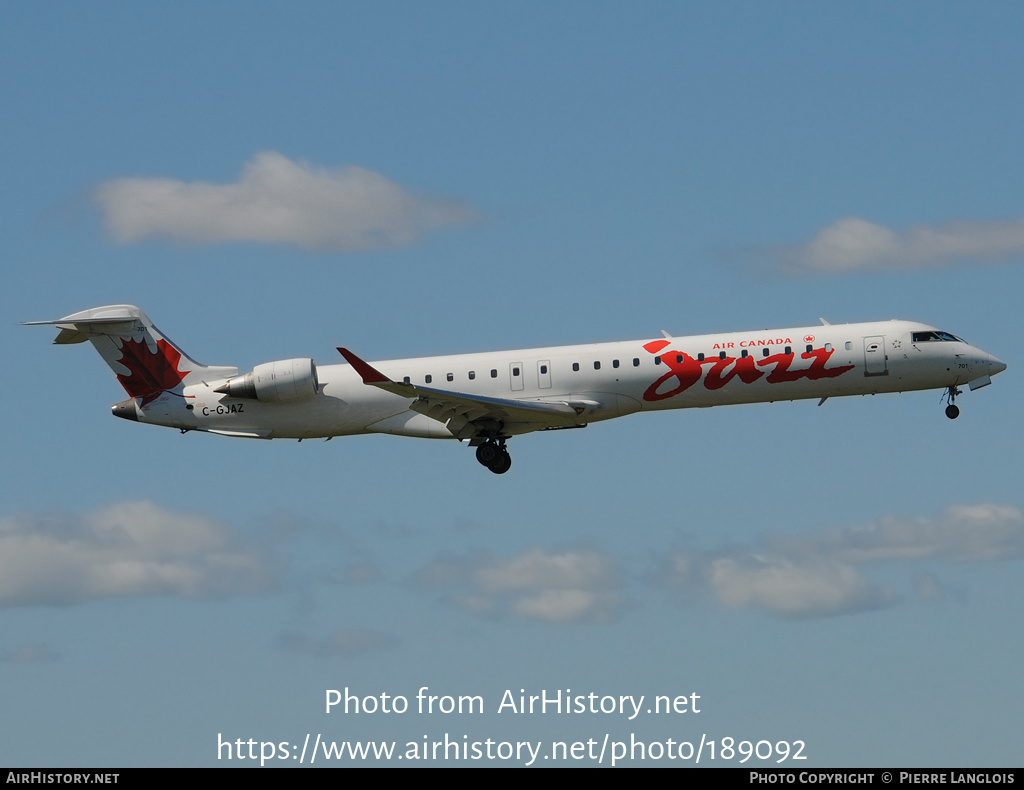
[944,386,961,420]
[475,439,512,475]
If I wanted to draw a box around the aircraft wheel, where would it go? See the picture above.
[945,404,960,420]
[488,449,512,475]
[476,442,499,466]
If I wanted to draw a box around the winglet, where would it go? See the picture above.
[337,347,391,385]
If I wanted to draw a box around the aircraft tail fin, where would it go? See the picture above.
[24,305,238,405]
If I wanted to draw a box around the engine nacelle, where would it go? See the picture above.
[214,358,319,403]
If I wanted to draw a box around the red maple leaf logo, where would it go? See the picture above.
[115,337,187,405]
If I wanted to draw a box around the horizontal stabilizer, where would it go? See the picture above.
[24,304,237,402]
[23,309,139,345]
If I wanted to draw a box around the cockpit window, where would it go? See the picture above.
[912,331,965,343]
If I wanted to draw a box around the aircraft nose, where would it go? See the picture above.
[989,354,1007,376]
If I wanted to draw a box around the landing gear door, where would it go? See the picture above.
[863,336,888,377]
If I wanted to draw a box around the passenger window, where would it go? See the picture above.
[446,373,453,382]
[806,344,813,353]
[654,357,662,365]
[540,364,548,374]
[594,361,601,370]
[785,346,792,354]
[512,367,520,377]
[573,362,580,372]
[825,343,833,352]
[403,376,410,384]
[763,348,770,357]
[697,353,705,361]
[633,358,640,367]
[612,359,619,368]
[425,375,432,384]
[741,349,748,358]
[468,371,475,380]
[491,369,497,378]
[845,342,852,351]
[719,351,726,360]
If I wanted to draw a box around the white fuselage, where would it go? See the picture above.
[149,319,1004,441]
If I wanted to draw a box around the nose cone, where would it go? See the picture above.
[989,354,1007,376]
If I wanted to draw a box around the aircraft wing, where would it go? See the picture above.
[337,347,582,439]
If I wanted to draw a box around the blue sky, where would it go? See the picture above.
[3,2,1022,767]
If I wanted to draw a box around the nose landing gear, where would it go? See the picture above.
[475,440,512,474]
[944,386,961,419]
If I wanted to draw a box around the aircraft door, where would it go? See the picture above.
[510,362,524,391]
[863,336,888,377]
[537,360,552,389]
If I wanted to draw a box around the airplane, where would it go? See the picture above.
[25,305,1006,474]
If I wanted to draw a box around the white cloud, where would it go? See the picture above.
[767,503,1024,563]
[417,547,622,624]
[707,556,895,618]
[94,151,477,251]
[658,504,1023,619]
[766,215,1024,274]
[0,501,274,607]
